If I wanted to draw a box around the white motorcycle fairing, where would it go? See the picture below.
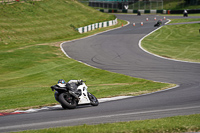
[77,83,91,104]
[68,80,90,105]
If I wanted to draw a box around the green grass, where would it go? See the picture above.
[0,0,173,111]
[0,0,115,47]
[15,114,200,133]
[161,13,200,16]
[169,18,200,23]
[142,19,200,63]
[163,0,184,10]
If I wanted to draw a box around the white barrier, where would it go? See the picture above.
[103,22,107,27]
[77,18,118,34]
[128,9,133,13]
[92,24,95,30]
[151,10,157,13]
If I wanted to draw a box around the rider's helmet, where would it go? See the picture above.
[57,79,66,87]
[58,79,66,84]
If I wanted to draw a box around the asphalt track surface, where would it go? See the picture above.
[0,14,200,132]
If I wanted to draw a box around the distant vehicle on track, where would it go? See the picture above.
[183,9,188,17]
[154,19,162,27]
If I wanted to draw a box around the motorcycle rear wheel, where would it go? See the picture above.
[59,93,77,109]
[88,92,99,106]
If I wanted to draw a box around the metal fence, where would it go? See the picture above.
[82,0,200,10]
[86,0,163,10]
[129,1,163,10]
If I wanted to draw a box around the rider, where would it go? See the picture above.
[154,19,162,27]
[158,19,162,25]
[183,9,188,17]
[53,79,66,102]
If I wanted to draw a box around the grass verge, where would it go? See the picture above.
[161,13,200,16]
[169,18,200,23]
[0,0,115,47]
[142,19,200,63]
[15,114,200,133]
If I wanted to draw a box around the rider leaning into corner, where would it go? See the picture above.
[51,79,99,109]
[154,19,162,27]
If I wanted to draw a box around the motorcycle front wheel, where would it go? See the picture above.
[88,92,99,106]
[59,93,77,109]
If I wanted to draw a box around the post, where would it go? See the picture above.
[138,1,140,9]
[112,1,113,9]
[150,1,151,9]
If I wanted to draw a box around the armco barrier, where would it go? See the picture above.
[99,9,166,14]
[145,10,150,13]
[99,9,200,14]
[156,10,163,13]
[77,18,118,34]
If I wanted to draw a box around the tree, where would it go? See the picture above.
[184,0,198,5]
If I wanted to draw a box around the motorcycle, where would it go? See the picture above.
[51,79,99,109]
[183,10,188,17]
[154,20,162,27]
